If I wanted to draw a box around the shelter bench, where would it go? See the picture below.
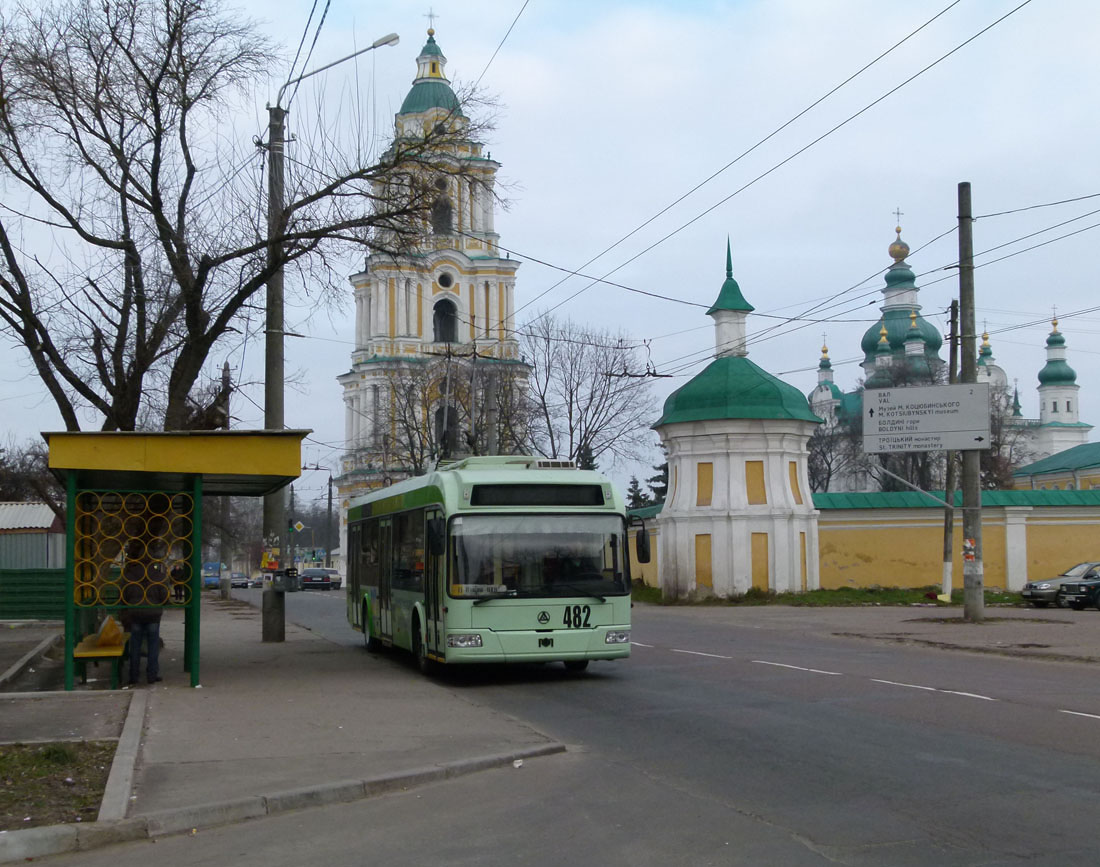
[72,634,129,689]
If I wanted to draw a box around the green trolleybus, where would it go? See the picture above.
[346,456,644,673]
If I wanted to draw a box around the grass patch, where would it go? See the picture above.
[0,741,115,831]
[633,581,1022,608]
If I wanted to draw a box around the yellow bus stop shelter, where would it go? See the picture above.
[45,430,308,689]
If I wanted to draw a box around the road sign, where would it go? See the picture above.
[863,384,991,453]
[293,521,304,533]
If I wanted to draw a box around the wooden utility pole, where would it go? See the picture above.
[958,182,984,622]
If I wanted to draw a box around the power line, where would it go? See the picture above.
[474,0,531,87]
[507,0,967,323]
[524,0,1036,325]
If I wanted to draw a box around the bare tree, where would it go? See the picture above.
[0,436,64,518]
[981,385,1035,489]
[521,314,658,469]
[0,0,493,431]
[382,352,535,476]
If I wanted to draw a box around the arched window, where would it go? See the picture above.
[433,299,457,343]
[431,197,453,234]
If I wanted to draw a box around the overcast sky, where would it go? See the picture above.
[4,0,1098,507]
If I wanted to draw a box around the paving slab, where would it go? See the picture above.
[130,599,559,815]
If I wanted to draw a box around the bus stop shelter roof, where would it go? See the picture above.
[43,430,310,496]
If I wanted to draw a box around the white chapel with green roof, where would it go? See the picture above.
[653,243,822,598]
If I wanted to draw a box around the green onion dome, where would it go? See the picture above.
[656,356,821,426]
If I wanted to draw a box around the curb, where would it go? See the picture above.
[97,690,147,821]
[0,632,60,689]
[0,742,565,863]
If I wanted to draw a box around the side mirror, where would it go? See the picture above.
[635,522,651,564]
[427,517,447,556]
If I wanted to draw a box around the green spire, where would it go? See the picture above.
[706,238,753,315]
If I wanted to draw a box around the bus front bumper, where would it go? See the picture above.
[443,627,631,664]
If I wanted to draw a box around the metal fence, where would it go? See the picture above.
[0,568,66,620]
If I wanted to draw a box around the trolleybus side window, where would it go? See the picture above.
[393,509,425,592]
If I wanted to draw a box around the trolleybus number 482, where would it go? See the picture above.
[563,605,591,628]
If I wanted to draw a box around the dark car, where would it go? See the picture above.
[1057,577,1100,611]
[300,568,332,591]
[1021,562,1100,607]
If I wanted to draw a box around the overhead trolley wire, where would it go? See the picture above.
[523,0,1036,325]
[509,0,967,323]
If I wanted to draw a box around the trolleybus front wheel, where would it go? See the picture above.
[563,660,589,673]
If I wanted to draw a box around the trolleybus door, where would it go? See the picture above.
[425,509,444,656]
[379,517,392,640]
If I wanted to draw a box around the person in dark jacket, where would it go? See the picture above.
[121,538,168,685]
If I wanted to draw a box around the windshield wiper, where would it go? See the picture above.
[551,583,606,602]
[472,589,518,605]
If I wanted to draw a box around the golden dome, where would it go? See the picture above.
[888,226,909,262]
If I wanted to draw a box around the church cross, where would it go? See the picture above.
[425,8,440,30]
[893,207,903,225]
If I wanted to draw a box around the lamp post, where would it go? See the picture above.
[262,31,400,642]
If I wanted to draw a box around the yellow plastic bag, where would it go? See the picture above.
[96,615,123,647]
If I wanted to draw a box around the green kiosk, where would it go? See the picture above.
[45,430,307,690]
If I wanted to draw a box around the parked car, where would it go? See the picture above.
[202,573,220,590]
[1057,577,1100,610]
[300,567,332,591]
[229,572,249,588]
[1021,562,1100,607]
[322,568,342,590]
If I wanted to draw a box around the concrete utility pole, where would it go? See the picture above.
[958,182,984,622]
[259,31,399,642]
[325,475,333,569]
[940,299,959,601]
[261,100,287,642]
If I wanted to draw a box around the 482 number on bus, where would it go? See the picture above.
[563,605,591,628]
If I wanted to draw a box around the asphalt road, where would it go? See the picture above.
[48,592,1100,866]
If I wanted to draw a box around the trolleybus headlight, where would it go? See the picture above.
[605,630,631,644]
[447,634,483,648]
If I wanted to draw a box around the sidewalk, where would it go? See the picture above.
[3,599,1100,862]
[0,598,563,863]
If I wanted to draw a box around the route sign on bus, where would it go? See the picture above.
[863,384,991,453]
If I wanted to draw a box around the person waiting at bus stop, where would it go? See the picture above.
[120,539,168,685]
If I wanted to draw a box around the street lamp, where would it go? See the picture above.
[261,31,400,642]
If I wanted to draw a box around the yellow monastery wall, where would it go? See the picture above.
[635,504,1100,591]
[1024,515,1100,580]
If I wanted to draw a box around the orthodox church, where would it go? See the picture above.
[807,226,1090,491]
[334,29,527,510]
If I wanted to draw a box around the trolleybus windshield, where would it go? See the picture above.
[450,514,629,600]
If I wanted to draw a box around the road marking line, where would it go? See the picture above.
[871,678,937,691]
[672,649,734,660]
[1060,709,1100,720]
[631,642,654,648]
[872,680,996,700]
[753,660,842,676]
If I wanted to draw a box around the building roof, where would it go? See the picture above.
[0,502,59,531]
[813,489,1100,508]
[655,355,821,426]
[706,240,753,315]
[1013,441,1100,477]
[630,488,1100,517]
[399,31,464,117]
